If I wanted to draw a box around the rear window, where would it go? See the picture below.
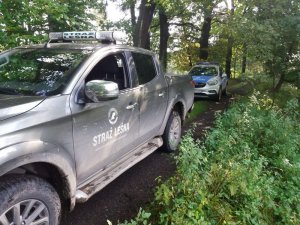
[132,52,157,85]
[0,48,91,96]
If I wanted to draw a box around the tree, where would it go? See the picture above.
[156,0,194,70]
[0,0,105,49]
[235,0,300,90]
[111,0,156,49]
[197,0,223,61]
[225,0,235,78]
[158,7,169,70]
[134,0,156,49]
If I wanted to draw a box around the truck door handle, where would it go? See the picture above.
[158,92,165,97]
[126,103,138,110]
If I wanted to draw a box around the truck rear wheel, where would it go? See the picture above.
[0,175,61,225]
[162,111,182,152]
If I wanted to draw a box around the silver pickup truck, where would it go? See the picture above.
[0,31,194,225]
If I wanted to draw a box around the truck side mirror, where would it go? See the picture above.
[85,80,119,102]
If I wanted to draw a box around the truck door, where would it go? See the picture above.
[70,52,140,184]
[130,52,168,143]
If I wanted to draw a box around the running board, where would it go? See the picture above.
[75,137,163,203]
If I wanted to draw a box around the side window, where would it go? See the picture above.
[132,52,157,85]
[86,53,129,90]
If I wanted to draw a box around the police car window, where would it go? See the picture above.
[189,67,218,77]
[86,53,129,90]
[0,49,91,96]
[132,53,157,85]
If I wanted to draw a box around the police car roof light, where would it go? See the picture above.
[48,31,126,43]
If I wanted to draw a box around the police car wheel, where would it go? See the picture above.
[214,87,222,102]
[163,111,182,152]
[0,175,61,225]
[222,84,228,96]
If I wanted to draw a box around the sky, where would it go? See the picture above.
[106,1,127,22]
[106,0,232,23]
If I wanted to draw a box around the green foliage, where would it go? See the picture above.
[252,74,300,108]
[0,0,105,49]
[120,93,300,225]
[232,0,300,88]
[187,101,208,123]
[118,208,151,225]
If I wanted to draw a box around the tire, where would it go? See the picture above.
[162,111,182,152]
[222,84,228,96]
[214,86,222,102]
[0,175,61,225]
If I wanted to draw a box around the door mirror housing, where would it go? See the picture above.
[85,80,119,102]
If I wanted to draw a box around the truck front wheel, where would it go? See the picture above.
[0,175,61,225]
[163,111,182,152]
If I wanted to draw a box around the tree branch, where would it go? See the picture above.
[169,22,201,31]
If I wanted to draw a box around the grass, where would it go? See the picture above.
[228,76,299,108]
[227,79,249,90]
[186,76,299,125]
[119,83,300,225]
[186,100,208,122]
[227,78,255,96]
[118,78,300,225]
[254,75,300,108]
[186,79,251,123]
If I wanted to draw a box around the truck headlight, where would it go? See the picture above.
[207,78,218,86]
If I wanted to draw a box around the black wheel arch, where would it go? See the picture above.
[0,162,72,211]
[172,101,185,125]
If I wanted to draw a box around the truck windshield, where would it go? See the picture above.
[0,48,91,96]
[189,66,218,77]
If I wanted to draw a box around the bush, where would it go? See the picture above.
[119,93,300,225]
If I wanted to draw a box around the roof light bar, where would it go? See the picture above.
[48,31,126,43]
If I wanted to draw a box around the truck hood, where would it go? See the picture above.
[0,95,45,121]
[192,75,214,83]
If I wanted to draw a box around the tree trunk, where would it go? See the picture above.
[274,43,294,91]
[274,73,285,91]
[159,8,169,71]
[199,14,212,60]
[225,0,235,78]
[188,53,193,67]
[225,37,233,78]
[129,1,137,46]
[241,44,247,74]
[133,0,145,46]
[134,0,155,49]
[233,53,237,78]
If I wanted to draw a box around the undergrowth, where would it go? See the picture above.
[119,92,300,225]
[187,101,208,122]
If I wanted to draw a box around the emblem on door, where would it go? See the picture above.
[108,108,118,125]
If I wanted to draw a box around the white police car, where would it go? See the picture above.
[189,62,228,101]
